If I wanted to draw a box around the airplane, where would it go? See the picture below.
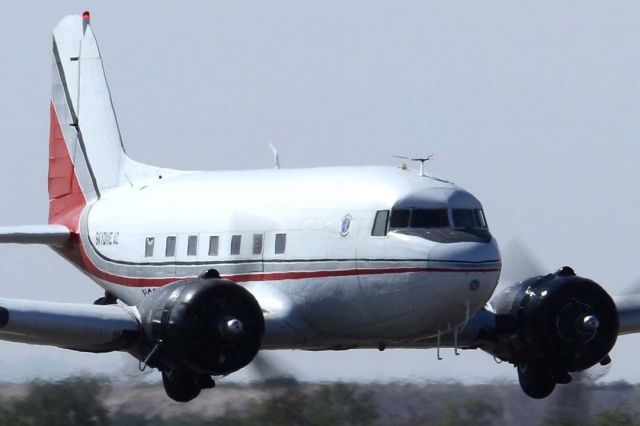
[1,11,639,402]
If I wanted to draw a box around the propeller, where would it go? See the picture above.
[118,351,295,385]
[246,352,297,383]
[550,362,612,421]
[497,238,546,287]
[494,238,616,383]
[118,353,156,381]
[617,277,640,296]
[580,362,612,383]
[490,238,546,306]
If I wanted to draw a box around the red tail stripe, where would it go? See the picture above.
[48,103,86,231]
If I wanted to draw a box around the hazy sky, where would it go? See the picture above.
[1,2,640,386]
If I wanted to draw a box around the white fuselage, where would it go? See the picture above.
[73,166,501,350]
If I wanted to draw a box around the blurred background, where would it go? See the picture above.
[0,377,636,425]
[0,0,640,401]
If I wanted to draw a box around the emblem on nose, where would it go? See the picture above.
[340,214,352,237]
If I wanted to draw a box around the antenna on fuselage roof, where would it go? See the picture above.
[268,142,281,169]
[392,155,434,177]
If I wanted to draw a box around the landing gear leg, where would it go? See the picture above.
[162,370,214,402]
[517,362,556,399]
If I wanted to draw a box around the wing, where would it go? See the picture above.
[0,225,69,245]
[244,283,310,349]
[614,294,640,335]
[0,277,306,355]
[0,298,139,352]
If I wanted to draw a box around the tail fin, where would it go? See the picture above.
[48,13,180,229]
[50,13,124,198]
[49,13,123,228]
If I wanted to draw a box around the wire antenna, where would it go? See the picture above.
[268,142,281,169]
[392,155,434,177]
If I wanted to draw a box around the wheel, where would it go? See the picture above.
[93,291,117,305]
[517,363,556,399]
[162,370,201,402]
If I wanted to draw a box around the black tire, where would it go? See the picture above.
[93,297,108,305]
[93,292,117,305]
[162,370,201,402]
[517,363,556,399]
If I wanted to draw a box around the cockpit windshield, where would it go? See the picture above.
[389,209,410,228]
[452,209,488,229]
[379,207,491,243]
[389,208,450,230]
[411,209,449,228]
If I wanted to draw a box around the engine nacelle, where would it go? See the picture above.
[491,267,618,373]
[137,277,264,376]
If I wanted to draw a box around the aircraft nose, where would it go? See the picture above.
[418,238,502,321]
[428,239,501,267]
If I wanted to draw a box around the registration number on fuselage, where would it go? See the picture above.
[95,232,119,246]
[141,288,157,296]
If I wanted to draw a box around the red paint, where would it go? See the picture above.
[46,103,500,291]
[73,247,500,288]
[47,98,500,292]
[78,245,175,287]
[227,267,496,283]
[48,103,86,232]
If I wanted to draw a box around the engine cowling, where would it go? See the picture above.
[137,277,264,376]
[491,267,618,375]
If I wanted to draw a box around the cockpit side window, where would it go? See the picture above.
[371,210,390,236]
[410,209,449,228]
[453,208,488,229]
[474,209,488,228]
[389,209,410,228]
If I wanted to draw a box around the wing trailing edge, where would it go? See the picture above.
[0,298,140,352]
[0,225,70,246]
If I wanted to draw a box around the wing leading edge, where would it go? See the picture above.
[614,294,640,335]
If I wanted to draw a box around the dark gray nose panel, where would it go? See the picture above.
[0,307,8,328]
[392,228,492,243]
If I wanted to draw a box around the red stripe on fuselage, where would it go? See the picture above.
[227,267,500,283]
[74,245,500,288]
[47,102,501,291]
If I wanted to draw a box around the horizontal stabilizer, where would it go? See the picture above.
[0,298,140,352]
[0,225,70,246]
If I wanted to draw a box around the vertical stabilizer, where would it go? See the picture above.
[48,13,183,229]
[50,12,125,199]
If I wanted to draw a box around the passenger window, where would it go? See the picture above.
[187,235,198,256]
[145,237,155,258]
[231,235,242,255]
[389,209,410,228]
[452,209,476,229]
[253,234,263,255]
[165,236,176,257]
[208,236,219,256]
[410,209,449,228]
[371,210,389,236]
[275,233,286,254]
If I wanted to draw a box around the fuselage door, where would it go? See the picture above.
[251,232,265,273]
